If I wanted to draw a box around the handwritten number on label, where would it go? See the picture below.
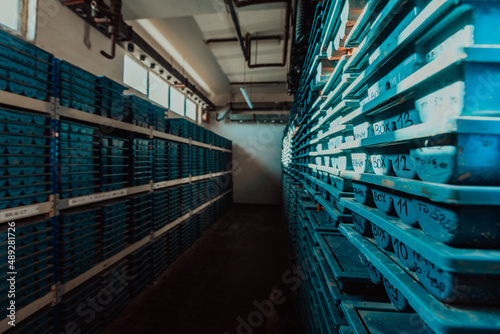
[394,155,411,171]
[396,198,408,216]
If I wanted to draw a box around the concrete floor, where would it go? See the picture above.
[101,204,290,334]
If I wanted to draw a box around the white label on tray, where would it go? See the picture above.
[416,82,465,122]
[361,82,381,107]
[154,182,168,189]
[69,189,128,207]
[0,205,40,221]
[353,122,371,140]
[426,26,474,63]
[373,110,419,136]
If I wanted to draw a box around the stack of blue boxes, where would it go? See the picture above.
[126,95,151,128]
[131,138,151,186]
[58,120,99,199]
[153,189,169,230]
[151,104,167,132]
[167,186,181,222]
[179,184,191,216]
[97,76,128,120]
[0,108,52,209]
[153,139,168,183]
[0,30,53,101]
[152,234,168,277]
[0,217,54,317]
[168,141,181,180]
[127,193,152,243]
[99,200,128,261]
[100,136,129,192]
[180,143,190,179]
[282,0,500,332]
[99,260,130,322]
[5,306,54,334]
[58,208,99,282]
[58,278,102,334]
[57,61,98,113]
[191,146,202,177]
[127,245,153,296]
[167,226,181,265]
[179,217,196,253]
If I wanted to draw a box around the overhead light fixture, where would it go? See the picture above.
[240,87,253,109]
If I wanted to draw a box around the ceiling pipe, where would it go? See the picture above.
[245,0,290,68]
[225,0,291,68]
[224,0,248,60]
[60,0,216,110]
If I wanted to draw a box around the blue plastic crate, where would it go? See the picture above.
[340,223,500,334]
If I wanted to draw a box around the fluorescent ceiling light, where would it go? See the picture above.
[240,87,253,109]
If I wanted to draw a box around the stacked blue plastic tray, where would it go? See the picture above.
[126,95,151,128]
[153,189,169,230]
[0,108,52,209]
[167,186,181,222]
[179,184,191,216]
[4,306,54,334]
[127,245,153,296]
[151,104,167,132]
[99,200,128,261]
[127,193,152,243]
[191,146,202,176]
[0,217,54,319]
[180,143,190,179]
[166,118,192,139]
[282,0,500,332]
[191,123,205,143]
[56,60,98,113]
[211,150,221,173]
[58,120,99,199]
[168,141,181,180]
[99,260,130,322]
[153,139,168,183]
[100,136,129,192]
[195,207,211,238]
[58,208,99,283]
[179,217,196,253]
[152,234,168,277]
[193,180,210,208]
[58,277,102,333]
[97,76,128,120]
[131,138,151,186]
[0,29,53,101]
[167,226,181,264]
[202,147,211,175]
[206,131,215,147]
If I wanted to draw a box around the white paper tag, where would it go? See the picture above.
[0,205,40,221]
[69,189,128,207]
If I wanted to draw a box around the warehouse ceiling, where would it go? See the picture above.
[122,0,292,107]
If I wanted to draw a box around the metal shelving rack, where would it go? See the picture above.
[0,89,233,331]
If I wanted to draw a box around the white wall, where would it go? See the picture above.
[205,113,285,205]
